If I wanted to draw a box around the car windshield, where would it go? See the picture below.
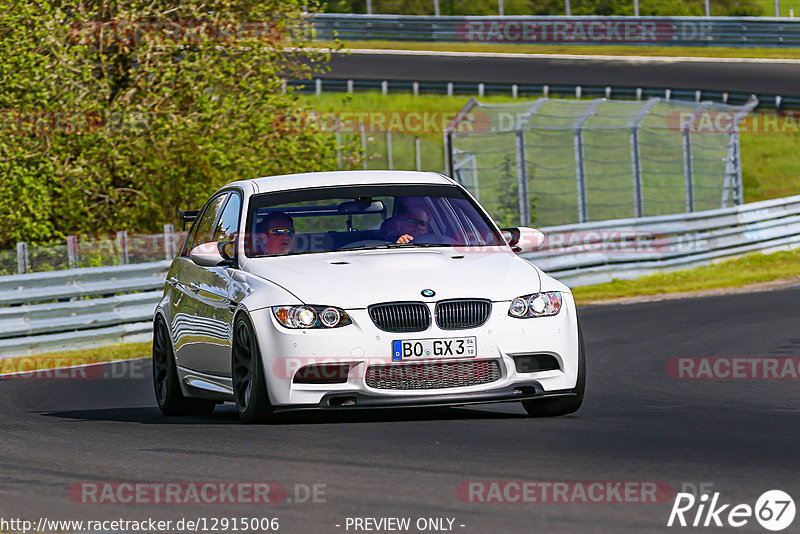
[244,183,505,257]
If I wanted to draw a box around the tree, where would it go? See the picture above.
[0,0,340,248]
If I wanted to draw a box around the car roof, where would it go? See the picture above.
[226,170,456,195]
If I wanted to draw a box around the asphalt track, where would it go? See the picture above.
[324,49,800,96]
[2,286,799,533]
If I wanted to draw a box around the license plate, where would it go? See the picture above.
[392,337,477,361]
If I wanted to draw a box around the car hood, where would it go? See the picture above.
[242,248,541,309]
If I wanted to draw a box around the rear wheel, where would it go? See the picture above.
[152,317,216,416]
[232,314,275,423]
[521,323,585,417]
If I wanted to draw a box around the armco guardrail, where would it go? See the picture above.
[312,14,800,48]
[525,194,800,286]
[289,79,798,111]
[2,195,800,357]
[0,261,170,357]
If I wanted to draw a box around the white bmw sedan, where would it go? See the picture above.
[153,170,584,423]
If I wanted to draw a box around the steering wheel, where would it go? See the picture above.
[339,239,394,249]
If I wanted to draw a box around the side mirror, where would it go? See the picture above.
[500,227,545,253]
[189,241,234,267]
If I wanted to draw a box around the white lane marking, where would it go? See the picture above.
[334,47,800,65]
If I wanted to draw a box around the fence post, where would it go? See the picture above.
[360,123,368,170]
[347,79,354,94]
[116,231,129,265]
[630,126,644,218]
[163,224,176,260]
[572,99,602,224]
[443,131,454,177]
[629,98,659,218]
[385,130,393,170]
[315,78,322,96]
[336,130,343,170]
[381,80,388,95]
[734,131,744,205]
[414,136,422,171]
[683,130,695,212]
[574,130,588,223]
[721,131,742,207]
[66,235,79,269]
[16,242,28,275]
[515,129,531,227]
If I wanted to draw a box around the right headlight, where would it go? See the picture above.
[508,292,562,318]
[272,305,352,329]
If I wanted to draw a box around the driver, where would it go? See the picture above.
[393,206,430,244]
[254,212,295,255]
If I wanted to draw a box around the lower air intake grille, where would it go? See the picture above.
[365,360,501,390]
[368,302,430,333]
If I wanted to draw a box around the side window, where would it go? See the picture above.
[186,193,228,253]
[213,193,241,242]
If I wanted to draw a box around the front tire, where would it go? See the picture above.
[152,317,216,417]
[521,322,585,417]
[232,314,275,423]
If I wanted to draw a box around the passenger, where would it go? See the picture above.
[255,212,295,255]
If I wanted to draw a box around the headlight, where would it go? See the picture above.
[272,305,352,329]
[508,292,562,318]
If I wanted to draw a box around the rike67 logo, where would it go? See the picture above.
[668,490,795,531]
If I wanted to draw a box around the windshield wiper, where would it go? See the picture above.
[331,242,453,252]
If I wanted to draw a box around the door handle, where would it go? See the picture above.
[166,276,178,285]
[188,282,201,293]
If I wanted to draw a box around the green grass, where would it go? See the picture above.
[753,0,796,17]
[741,123,800,201]
[321,40,800,59]
[572,247,800,303]
[0,342,150,374]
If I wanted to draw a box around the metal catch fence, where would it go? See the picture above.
[445,96,758,227]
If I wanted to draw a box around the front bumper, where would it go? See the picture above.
[248,292,580,407]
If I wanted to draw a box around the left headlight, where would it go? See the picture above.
[508,292,562,318]
[272,305,352,329]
